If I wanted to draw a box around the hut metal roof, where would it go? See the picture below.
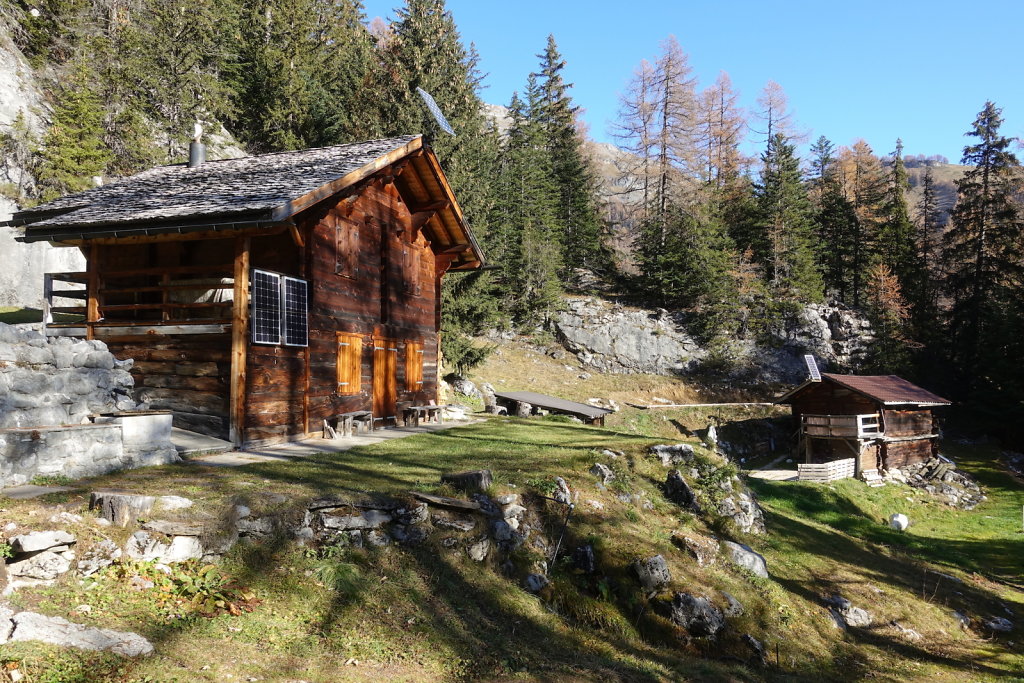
[776,373,951,406]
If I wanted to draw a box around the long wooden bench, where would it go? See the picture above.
[323,410,373,439]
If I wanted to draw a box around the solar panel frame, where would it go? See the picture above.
[804,354,822,381]
[281,276,308,347]
[251,269,281,345]
[416,87,456,137]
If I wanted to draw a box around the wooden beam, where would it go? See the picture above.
[86,243,100,340]
[407,199,450,214]
[289,224,306,248]
[54,225,287,247]
[435,243,471,255]
[410,210,438,233]
[229,237,251,446]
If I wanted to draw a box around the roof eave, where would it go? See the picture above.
[16,211,283,243]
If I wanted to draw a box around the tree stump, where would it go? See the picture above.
[90,491,157,527]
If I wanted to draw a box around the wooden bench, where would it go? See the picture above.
[403,404,444,427]
[323,410,373,439]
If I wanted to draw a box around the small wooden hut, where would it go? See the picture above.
[4,135,483,447]
[777,373,950,479]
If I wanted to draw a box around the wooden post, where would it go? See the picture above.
[86,243,100,340]
[229,237,250,446]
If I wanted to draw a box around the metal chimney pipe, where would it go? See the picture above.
[188,122,205,168]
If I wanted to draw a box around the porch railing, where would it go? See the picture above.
[802,413,881,439]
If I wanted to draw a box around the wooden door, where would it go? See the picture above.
[372,337,398,424]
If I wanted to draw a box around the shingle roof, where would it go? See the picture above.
[821,373,950,405]
[10,136,420,232]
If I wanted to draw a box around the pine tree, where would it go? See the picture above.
[876,139,920,290]
[35,65,112,201]
[233,0,376,152]
[533,35,606,276]
[943,101,1023,394]
[121,0,238,160]
[753,133,823,303]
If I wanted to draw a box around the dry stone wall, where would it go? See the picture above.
[0,323,136,428]
[0,323,178,486]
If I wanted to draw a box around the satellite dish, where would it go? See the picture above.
[416,87,456,137]
[804,355,822,381]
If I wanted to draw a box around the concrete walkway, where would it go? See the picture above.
[188,419,479,468]
[171,428,232,457]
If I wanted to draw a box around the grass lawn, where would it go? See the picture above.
[1,418,1022,681]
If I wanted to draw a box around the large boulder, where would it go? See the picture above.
[10,611,153,657]
[661,592,726,638]
[717,480,766,535]
[665,470,700,511]
[649,443,695,467]
[722,541,768,578]
[633,555,672,591]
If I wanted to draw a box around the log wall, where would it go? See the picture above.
[883,439,935,469]
[243,179,439,444]
[107,334,231,439]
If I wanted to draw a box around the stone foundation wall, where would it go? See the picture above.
[0,416,180,488]
[0,323,179,486]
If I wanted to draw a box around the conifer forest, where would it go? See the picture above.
[2,0,1023,440]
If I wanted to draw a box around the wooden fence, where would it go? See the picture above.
[797,458,856,482]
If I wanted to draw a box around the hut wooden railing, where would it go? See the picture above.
[45,265,234,336]
[802,413,881,439]
[797,457,856,482]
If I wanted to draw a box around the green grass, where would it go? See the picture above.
[1,418,1022,681]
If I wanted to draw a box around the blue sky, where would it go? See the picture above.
[362,0,1024,163]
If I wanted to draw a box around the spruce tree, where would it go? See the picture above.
[491,81,563,325]
[943,101,1022,395]
[533,35,606,276]
[876,139,920,292]
[753,133,823,303]
[837,141,887,306]
[35,65,112,201]
[374,0,502,367]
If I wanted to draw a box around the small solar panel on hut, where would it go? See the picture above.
[416,87,456,137]
[282,276,308,347]
[804,354,822,381]
[251,269,281,344]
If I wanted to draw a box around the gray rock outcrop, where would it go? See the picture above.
[550,296,874,384]
[554,298,705,375]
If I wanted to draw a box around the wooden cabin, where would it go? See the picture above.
[777,373,950,478]
[4,135,484,447]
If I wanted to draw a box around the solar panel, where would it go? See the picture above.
[416,87,456,137]
[804,354,822,381]
[281,276,308,347]
[251,269,281,344]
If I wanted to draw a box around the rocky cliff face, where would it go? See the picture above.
[552,297,873,385]
[0,23,86,308]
